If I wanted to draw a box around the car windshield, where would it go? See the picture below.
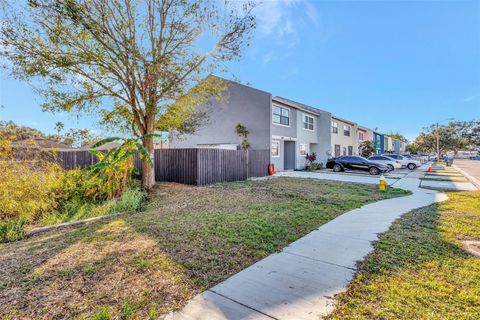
[386,154,402,159]
[356,156,370,162]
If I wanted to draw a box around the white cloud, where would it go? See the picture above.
[303,0,319,27]
[261,52,275,64]
[463,93,480,102]
[254,0,319,48]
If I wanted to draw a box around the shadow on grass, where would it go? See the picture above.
[0,178,411,319]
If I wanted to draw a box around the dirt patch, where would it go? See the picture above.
[0,178,409,319]
[463,240,480,258]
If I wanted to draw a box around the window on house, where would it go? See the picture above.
[299,143,307,155]
[348,146,353,155]
[331,121,338,133]
[272,105,289,126]
[359,132,364,141]
[303,114,314,131]
[343,147,347,156]
[271,140,280,157]
[344,125,351,136]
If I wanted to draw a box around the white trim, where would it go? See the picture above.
[272,135,297,141]
[299,143,308,156]
[302,113,315,132]
[331,120,338,134]
[271,140,280,158]
[272,104,291,128]
[273,122,291,128]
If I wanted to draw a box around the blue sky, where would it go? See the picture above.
[1,0,479,141]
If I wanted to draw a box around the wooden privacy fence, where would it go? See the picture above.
[54,148,270,185]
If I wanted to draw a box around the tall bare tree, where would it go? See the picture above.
[0,0,256,188]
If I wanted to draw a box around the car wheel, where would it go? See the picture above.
[369,167,379,175]
[333,164,343,172]
[387,164,394,171]
[407,163,416,170]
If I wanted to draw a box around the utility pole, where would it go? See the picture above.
[436,122,440,162]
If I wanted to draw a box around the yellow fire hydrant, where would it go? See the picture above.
[379,174,388,191]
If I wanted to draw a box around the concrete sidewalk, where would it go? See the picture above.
[163,173,448,320]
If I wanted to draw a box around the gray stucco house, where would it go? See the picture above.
[169,77,332,171]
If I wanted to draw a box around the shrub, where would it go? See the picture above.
[305,152,317,163]
[0,219,26,243]
[304,152,322,171]
[109,187,146,214]
[0,140,64,223]
[305,162,323,171]
[359,140,376,157]
[0,139,148,243]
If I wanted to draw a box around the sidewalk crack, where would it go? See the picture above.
[282,251,357,271]
[207,290,279,320]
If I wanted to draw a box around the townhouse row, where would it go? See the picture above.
[170,77,406,171]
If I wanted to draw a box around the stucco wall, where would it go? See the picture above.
[331,117,358,156]
[311,111,332,165]
[170,79,272,151]
[270,102,297,171]
[271,102,297,139]
[295,110,318,169]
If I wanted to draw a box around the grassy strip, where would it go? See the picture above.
[421,177,469,182]
[327,191,480,320]
[0,178,409,319]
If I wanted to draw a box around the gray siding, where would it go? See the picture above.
[312,111,332,165]
[270,102,297,171]
[170,79,272,151]
[271,103,297,139]
[296,111,318,169]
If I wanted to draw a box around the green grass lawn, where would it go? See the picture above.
[327,191,480,320]
[0,178,408,319]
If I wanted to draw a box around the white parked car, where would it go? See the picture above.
[382,154,421,170]
[368,155,402,171]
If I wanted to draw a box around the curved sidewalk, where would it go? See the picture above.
[163,173,448,320]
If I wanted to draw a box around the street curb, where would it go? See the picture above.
[452,164,480,189]
[26,212,126,236]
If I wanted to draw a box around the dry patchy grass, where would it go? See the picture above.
[0,178,408,319]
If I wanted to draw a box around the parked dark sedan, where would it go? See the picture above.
[326,156,390,175]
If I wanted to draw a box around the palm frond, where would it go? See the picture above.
[91,137,123,149]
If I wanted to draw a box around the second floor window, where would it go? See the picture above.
[344,125,351,136]
[359,132,364,141]
[331,121,338,133]
[272,105,289,126]
[303,114,314,130]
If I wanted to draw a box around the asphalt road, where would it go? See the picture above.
[454,159,480,186]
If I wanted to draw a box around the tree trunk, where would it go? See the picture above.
[142,136,155,190]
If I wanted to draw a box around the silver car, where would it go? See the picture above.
[368,155,402,171]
